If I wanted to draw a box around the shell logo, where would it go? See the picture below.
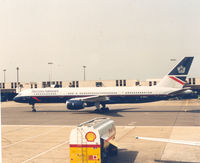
[85,132,96,142]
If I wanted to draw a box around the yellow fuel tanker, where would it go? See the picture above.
[69,117,118,163]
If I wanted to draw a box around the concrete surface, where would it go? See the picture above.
[1,100,200,163]
[1,100,200,126]
[2,125,200,163]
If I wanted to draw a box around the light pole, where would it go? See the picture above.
[16,67,19,89]
[3,69,6,84]
[83,66,86,81]
[48,62,53,86]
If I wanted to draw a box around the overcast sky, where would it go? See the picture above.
[0,0,200,82]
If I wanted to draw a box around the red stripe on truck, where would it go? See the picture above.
[70,144,100,148]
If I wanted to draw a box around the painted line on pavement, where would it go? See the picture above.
[3,126,67,148]
[21,140,69,163]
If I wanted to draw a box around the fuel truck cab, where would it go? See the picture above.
[69,117,118,163]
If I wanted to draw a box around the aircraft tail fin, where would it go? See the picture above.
[157,57,194,88]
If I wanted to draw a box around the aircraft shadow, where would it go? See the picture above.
[27,107,200,118]
[155,159,200,163]
[27,108,138,117]
[187,109,200,113]
[117,108,200,113]
[70,107,200,117]
[107,148,138,163]
[70,108,138,117]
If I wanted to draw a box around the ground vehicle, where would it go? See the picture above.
[69,117,118,163]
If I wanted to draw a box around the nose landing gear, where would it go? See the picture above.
[31,103,36,112]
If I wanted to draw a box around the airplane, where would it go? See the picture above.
[13,57,194,112]
[136,136,200,146]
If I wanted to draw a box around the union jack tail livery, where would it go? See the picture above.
[157,57,194,88]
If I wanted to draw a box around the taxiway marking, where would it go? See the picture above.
[3,126,67,148]
[21,140,69,163]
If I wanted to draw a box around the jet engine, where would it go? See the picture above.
[183,89,193,94]
[66,99,85,110]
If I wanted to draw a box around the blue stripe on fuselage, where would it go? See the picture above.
[14,94,169,104]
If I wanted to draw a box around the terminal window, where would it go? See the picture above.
[189,78,191,84]
[47,81,51,87]
[116,80,119,87]
[42,82,46,88]
[76,81,79,87]
[123,80,126,86]
[55,81,60,88]
[120,80,122,86]
[136,81,140,86]
[193,78,196,85]
[96,82,102,87]
[71,81,79,87]
[72,81,75,87]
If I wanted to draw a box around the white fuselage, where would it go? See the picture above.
[14,86,180,104]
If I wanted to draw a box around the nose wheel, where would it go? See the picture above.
[31,104,36,112]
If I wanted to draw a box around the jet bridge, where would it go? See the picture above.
[69,117,118,163]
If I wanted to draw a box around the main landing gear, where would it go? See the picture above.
[95,103,110,113]
[31,104,36,112]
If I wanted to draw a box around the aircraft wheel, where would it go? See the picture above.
[32,109,36,112]
[94,109,101,113]
[31,104,36,112]
[105,107,109,112]
[102,107,109,112]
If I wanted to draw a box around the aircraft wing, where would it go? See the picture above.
[71,95,110,102]
[136,136,200,146]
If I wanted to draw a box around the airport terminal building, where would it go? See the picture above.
[1,77,200,101]
[0,77,199,89]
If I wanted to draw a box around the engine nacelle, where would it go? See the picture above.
[183,90,193,94]
[66,100,85,110]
